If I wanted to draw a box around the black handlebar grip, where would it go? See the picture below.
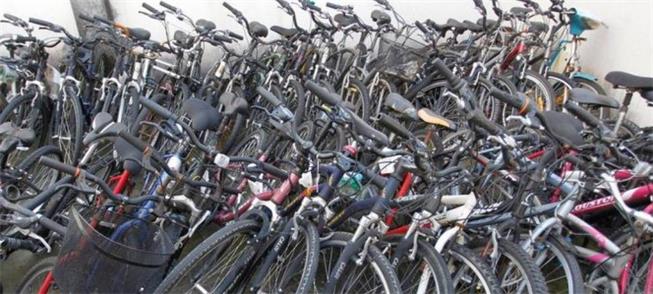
[304,81,342,106]
[138,96,177,121]
[374,0,389,6]
[565,154,591,172]
[14,35,35,43]
[261,162,289,179]
[93,15,113,26]
[39,156,80,176]
[117,129,149,153]
[378,113,412,140]
[306,3,322,12]
[160,1,179,12]
[227,31,244,40]
[28,17,53,28]
[78,14,94,23]
[38,216,67,236]
[4,13,21,22]
[223,2,243,17]
[212,34,232,43]
[415,21,429,33]
[142,2,160,14]
[490,87,532,114]
[256,86,282,107]
[470,110,503,135]
[363,168,387,188]
[564,100,602,128]
[432,58,462,89]
[326,2,344,10]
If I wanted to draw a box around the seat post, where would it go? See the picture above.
[613,91,634,133]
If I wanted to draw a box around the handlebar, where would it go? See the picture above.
[28,17,56,29]
[256,86,283,107]
[228,30,244,40]
[469,110,504,136]
[432,58,464,90]
[490,88,535,114]
[304,81,342,106]
[223,2,243,18]
[142,2,161,14]
[159,1,179,12]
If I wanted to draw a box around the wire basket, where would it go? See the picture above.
[372,31,430,80]
[53,206,175,293]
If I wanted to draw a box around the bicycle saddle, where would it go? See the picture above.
[248,21,268,38]
[270,26,298,39]
[114,137,144,175]
[371,10,391,26]
[417,108,457,131]
[218,92,249,116]
[127,27,151,41]
[384,93,417,120]
[182,98,222,132]
[334,13,357,27]
[444,19,467,34]
[463,20,483,33]
[528,22,549,34]
[195,19,216,34]
[570,88,620,109]
[476,18,498,29]
[510,7,532,18]
[538,111,585,148]
[0,122,35,146]
[605,71,653,101]
[173,30,193,49]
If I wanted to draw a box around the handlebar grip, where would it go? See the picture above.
[470,110,503,136]
[93,15,113,26]
[326,2,344,10]
[378,113,412,140]
[432,58,462,90]
[39,157,80,176]
[490,88,533,114]
[14,35,35,43]
[116,129,150,154]
[38,216,67,236]
[374,0,389,6]
[212,34,233,43]
[3,13,21,23]
[28,17,53,28]
[256,86,282,107]
[160,1,179,12]
[362,168,387,188]
[276,0,290,9]
[306,3,322,12]
[304,81,342,106]
[222,2,243,18]
[142,2,160,14]
[138,96,177,121]
[415,21,429,33]
[261,162,289,180]
[228,31,244,40]
[78,13,94,23]
[563,100,601,128]
[564,154,592,172]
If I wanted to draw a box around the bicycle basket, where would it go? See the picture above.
[53,206,175,293]
[373,32,430,80]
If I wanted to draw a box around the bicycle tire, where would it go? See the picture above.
[153,219,262,293]
[340,78,371,121]
[531,234,584,294]
[504,69,555,112]
[16,256,58,294]
[490,239,549,294]
[0,92,50,163]
[313,231,403,293]
[51,87,84,165]
[447,244,504,293]
[388,238,454,294]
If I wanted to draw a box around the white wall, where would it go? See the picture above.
[2,0,652,125]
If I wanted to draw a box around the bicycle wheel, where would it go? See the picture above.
[504,70,555,115]
[530,234,584,294]
[8,145,62,202]
[387,238,454,294]
[604,118,641,139]
[244,221,320,294]
[340,79,370,121]
[154,219,261,293]
[0,92,50,165]
[481,239,548,294]
[16,256,60,294]
[50,88,84,165]
[446,244,504,293]
[313,231,402,293]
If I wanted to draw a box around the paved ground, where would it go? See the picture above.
[1,249,58,293]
